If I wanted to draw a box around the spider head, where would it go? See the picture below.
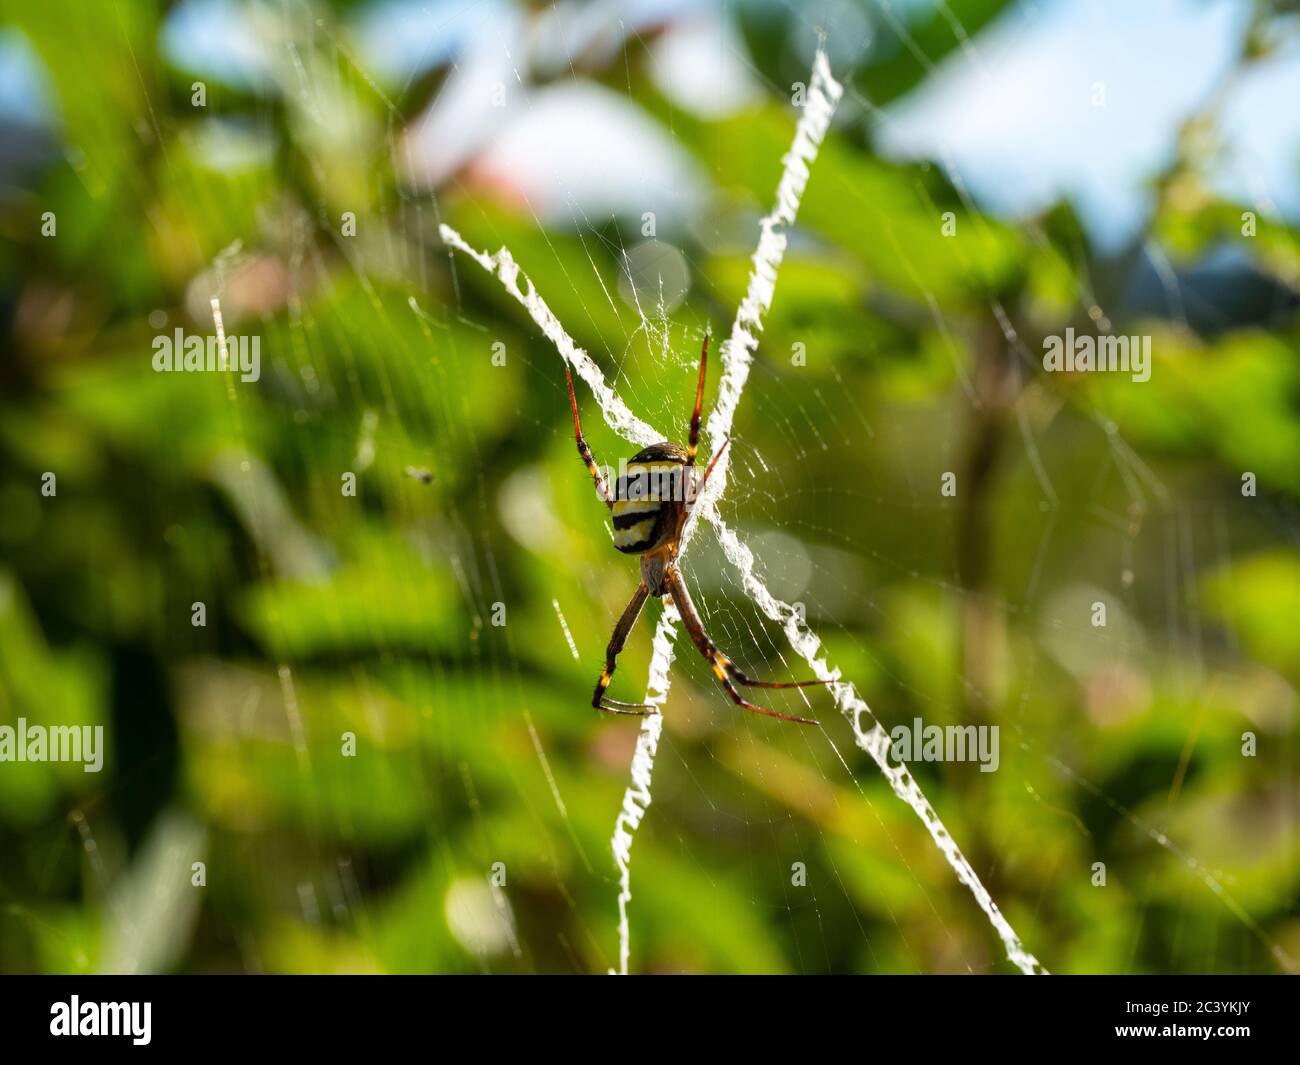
[628,441,689,465]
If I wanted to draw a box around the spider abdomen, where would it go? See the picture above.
[611,444,690,555]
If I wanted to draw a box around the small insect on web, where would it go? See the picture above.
[562,333,834,725]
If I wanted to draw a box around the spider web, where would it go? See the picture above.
[441,46,1044,976]
[425,7,1295,975]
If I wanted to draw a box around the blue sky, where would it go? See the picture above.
[878,0,1300,249]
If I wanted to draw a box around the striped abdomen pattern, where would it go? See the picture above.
[611,444,693,554]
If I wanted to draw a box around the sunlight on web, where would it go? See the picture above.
[441,46,1047,975]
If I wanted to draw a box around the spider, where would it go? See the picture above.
[564,333,831,725]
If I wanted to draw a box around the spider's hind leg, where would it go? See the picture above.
[591,582,658,716]
[664,565,822,726]
[597,699,657,717]
[710,657,820,725]
[725,665,834,691]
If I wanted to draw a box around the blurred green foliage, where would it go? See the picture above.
[0,0,1297,975]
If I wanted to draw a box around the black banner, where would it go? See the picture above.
[0,975,1290,1053]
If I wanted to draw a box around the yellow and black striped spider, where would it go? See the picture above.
[564,334,831,725]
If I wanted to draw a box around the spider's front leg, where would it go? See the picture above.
[685,332,708,464]
[565,365,613,508]
[592,582,657,716]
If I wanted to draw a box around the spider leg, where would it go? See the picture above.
[724,665,833,691]
[685,332,708,465]
[592,582,658,716]
[664,565,820,726]
[691,434,730,504]
[599,701,657,717]
[565,364,613,508]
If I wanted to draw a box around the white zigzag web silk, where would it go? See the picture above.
[439,48,1044,975]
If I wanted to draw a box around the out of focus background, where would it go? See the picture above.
[1,0,1298,974]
